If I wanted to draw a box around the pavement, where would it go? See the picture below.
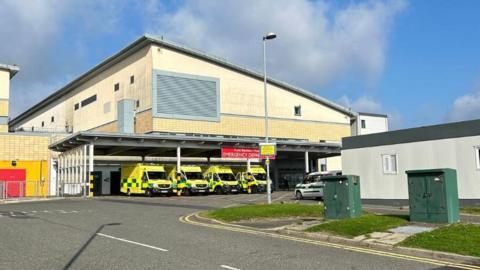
[0,191,478,270]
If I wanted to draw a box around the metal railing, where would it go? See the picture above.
[0,180,50,199]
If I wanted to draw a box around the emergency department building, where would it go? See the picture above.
[5,34,358,196]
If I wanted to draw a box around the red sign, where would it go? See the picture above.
[221,147,259,159]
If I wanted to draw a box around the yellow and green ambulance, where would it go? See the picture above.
[203,165,240,194]
[235,165,268,193]
[167,165,209,196]
[120,163,174,196]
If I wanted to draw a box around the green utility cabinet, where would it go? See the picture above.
[406,169,460,224]
[323,175,362,219]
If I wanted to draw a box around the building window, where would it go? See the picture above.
[294,105,301,116]
[51,116,54,123]
[361,119,366,129]
[130,75,135,84]
[114,83,120,91]
[475,147,480,169]
[81,95,97,107]
[41,121,44,127]
[74,103,80,110]
[382,154,398,174]
[136,100,140,108]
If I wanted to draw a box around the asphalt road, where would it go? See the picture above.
[0,192,467,270]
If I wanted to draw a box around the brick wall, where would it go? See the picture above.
[0,134,51,160]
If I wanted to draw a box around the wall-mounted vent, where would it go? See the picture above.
[153,70,219,121]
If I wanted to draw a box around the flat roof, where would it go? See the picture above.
[10,34,355,126]
[0,63,19,78]
[50,132,341,159]
[343,118,480,150]
[358,112,388,118]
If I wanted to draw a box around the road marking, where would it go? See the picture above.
[221,265,241,270]
[180,214,480,270]
[96,233,168,252]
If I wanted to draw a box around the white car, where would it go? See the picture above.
[294,171,341,200]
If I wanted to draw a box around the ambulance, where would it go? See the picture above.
[235,165,268,193]
[120,164,174,196]
[203,165,240,194]
[167,165,209,196]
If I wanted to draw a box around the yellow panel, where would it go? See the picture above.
[0,160,49,197]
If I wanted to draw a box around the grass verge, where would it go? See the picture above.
[203,203,324,222]
[401,223,480,257]
[305,214,409,238]
[461,207,480,215]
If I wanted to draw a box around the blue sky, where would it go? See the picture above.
[1,0,480,130]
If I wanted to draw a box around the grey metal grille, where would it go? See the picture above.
[153,71,219,121]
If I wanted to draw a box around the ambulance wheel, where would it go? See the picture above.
[183,188,191,196]
[145,189,153,197]
[295,191,303,200]
[215,187,223,195]
[251,186,258,194]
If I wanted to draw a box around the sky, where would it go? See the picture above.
[1,0,480,130]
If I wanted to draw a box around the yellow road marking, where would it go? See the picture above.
[179,214,480,270]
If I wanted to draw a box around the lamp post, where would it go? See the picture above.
[263,32,276,204]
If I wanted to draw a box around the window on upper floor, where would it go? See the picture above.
[382,154,398,174]
[361,119,366,129]
[130,75,135,84]
[294,105,301,116]
[136,100,140,108]
[81,95,97,107]
[74,103,79,110]
[51,116,54,123]
[114,83,120,92]
[41,121,44,127]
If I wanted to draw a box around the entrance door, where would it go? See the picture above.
[110,171,121,195]
[92,171,103,196]
[0,169,26,198]
[426,174,446,214]
[408,175,428,215]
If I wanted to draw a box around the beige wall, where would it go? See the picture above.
[152,46,350,125]
[15,46,151,133]
[153,115,350,142]
[0,70,9,100]
[151,45,351,142]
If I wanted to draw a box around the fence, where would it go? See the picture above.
[0,180,50,199]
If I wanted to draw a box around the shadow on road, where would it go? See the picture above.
[63,223,121,270]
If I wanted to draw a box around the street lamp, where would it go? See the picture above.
[263,32,276,204]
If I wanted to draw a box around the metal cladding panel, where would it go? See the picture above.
[153,70,220,121]
[117,99,135,133]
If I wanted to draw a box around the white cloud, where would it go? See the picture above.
[338,95,382,113]
[0,0,132,117]
[146,0,407,88]
[337,95,403,130]
[446,91,480,122]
